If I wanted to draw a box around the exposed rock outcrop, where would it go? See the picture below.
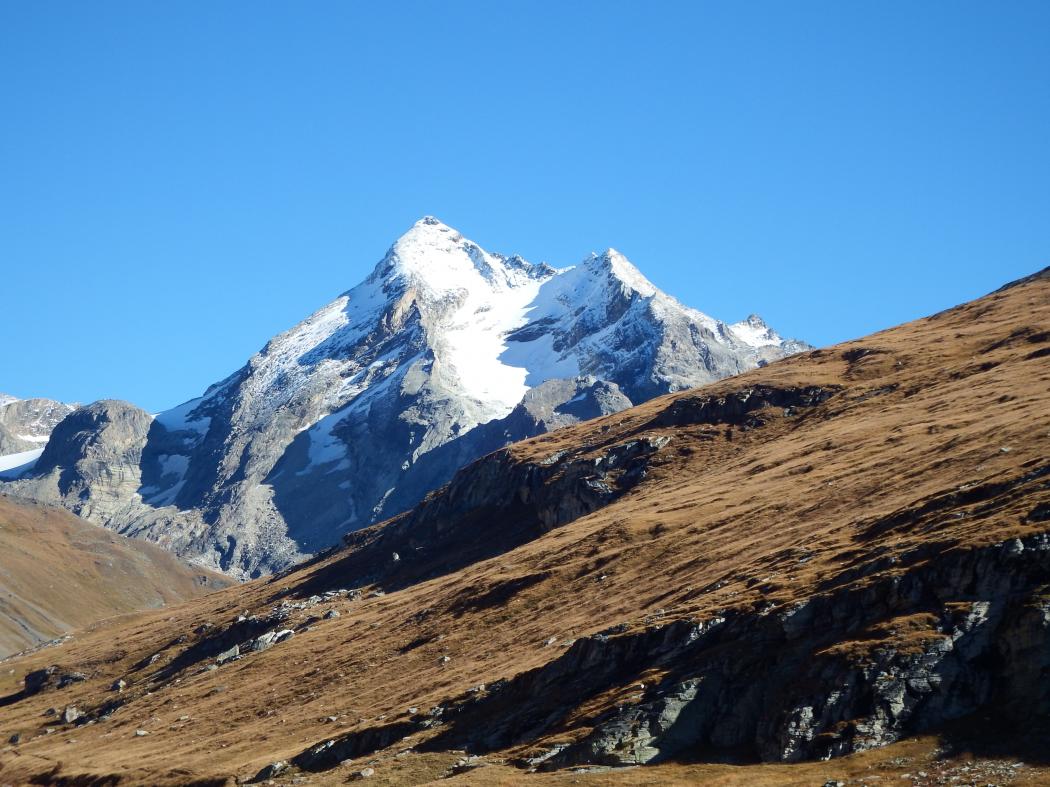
[0,395,76,456]
[418,526,1050,766]
[8,400,154,524]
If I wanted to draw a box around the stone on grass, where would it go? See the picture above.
[215,644,239,664]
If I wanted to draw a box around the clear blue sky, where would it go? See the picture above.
[3,2,1048,412]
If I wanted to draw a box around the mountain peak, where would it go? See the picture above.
[582,248,658,298]
[407,214,458,236]
[370,218,549,297]
[394,215,462,249]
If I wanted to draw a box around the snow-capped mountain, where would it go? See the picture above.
[0,394,77,478]
[3,218,808,577]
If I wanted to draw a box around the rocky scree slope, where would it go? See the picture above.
[0,268,1045,786]
[2,217,805,577]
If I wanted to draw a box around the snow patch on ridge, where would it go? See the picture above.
[156,398,211,434]
[382,217,554,419]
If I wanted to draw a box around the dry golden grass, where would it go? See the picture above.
[0,270,1047,786]
[0,497,230,658]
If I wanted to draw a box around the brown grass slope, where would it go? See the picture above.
[0,497,230,658]
[0,268,1047,786]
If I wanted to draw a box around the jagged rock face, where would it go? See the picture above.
[3,218,806,576]
[0,395,76,455]
[15,401,154,524]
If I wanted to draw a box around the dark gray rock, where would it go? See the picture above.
[23,666,85,696]
[253,760,289,780]
[410,529,1050,768]
[215,645,239,665]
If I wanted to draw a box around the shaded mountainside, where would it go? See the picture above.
[0,497,230,658]
[0,268,1047,786]
[2,218,805,578]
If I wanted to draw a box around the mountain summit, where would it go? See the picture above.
[3,218,807,576]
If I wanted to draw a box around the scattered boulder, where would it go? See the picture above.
[350,766,375,780]
[134,729,149,737]
[215,645,239,665]
[111,679,127,693]
[254,760,289,780]
[251,631,279,652]
[133,652,161,670]
[23,666,86,695]
[25,668,59,694]
[8,733,21,745]
[324,609,341,620]
[62,706,81,725]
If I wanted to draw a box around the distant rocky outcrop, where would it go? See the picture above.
[0,394,76,456]
[15,400,154,524]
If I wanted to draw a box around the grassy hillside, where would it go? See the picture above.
[0,268,1046,786]
[0,497,230,658]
